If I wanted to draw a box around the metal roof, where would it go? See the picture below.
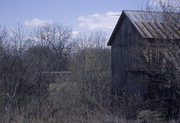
[107,10,180,45]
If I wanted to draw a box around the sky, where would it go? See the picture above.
[0,0,152,35]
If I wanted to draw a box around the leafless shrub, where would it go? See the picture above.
[130,1,180,120]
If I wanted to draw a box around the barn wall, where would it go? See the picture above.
[111,16,147,96]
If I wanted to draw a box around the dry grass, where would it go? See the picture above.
[10,113,180,123]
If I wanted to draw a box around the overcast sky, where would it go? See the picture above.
[0,0,152,34]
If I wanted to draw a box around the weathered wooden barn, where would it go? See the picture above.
[107,10,180,96]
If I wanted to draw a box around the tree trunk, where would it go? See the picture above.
[5,101,11,123]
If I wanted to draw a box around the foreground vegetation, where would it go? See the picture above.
[0,22,179,123]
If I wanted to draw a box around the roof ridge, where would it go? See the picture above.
[123,10,180,14]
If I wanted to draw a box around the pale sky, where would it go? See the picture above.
[0,0,156,34]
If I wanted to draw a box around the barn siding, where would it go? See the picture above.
[111,16,147,95]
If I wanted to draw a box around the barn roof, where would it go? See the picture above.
[107,10,180,46]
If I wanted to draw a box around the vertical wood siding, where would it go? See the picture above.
[111,16,147,96]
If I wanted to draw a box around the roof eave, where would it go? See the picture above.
[107,10,126,46]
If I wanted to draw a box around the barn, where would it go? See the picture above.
[107,10,180,96]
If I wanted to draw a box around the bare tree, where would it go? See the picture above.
[30,24,73,71]
[0,25,31,123]
[69,32,112,122]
